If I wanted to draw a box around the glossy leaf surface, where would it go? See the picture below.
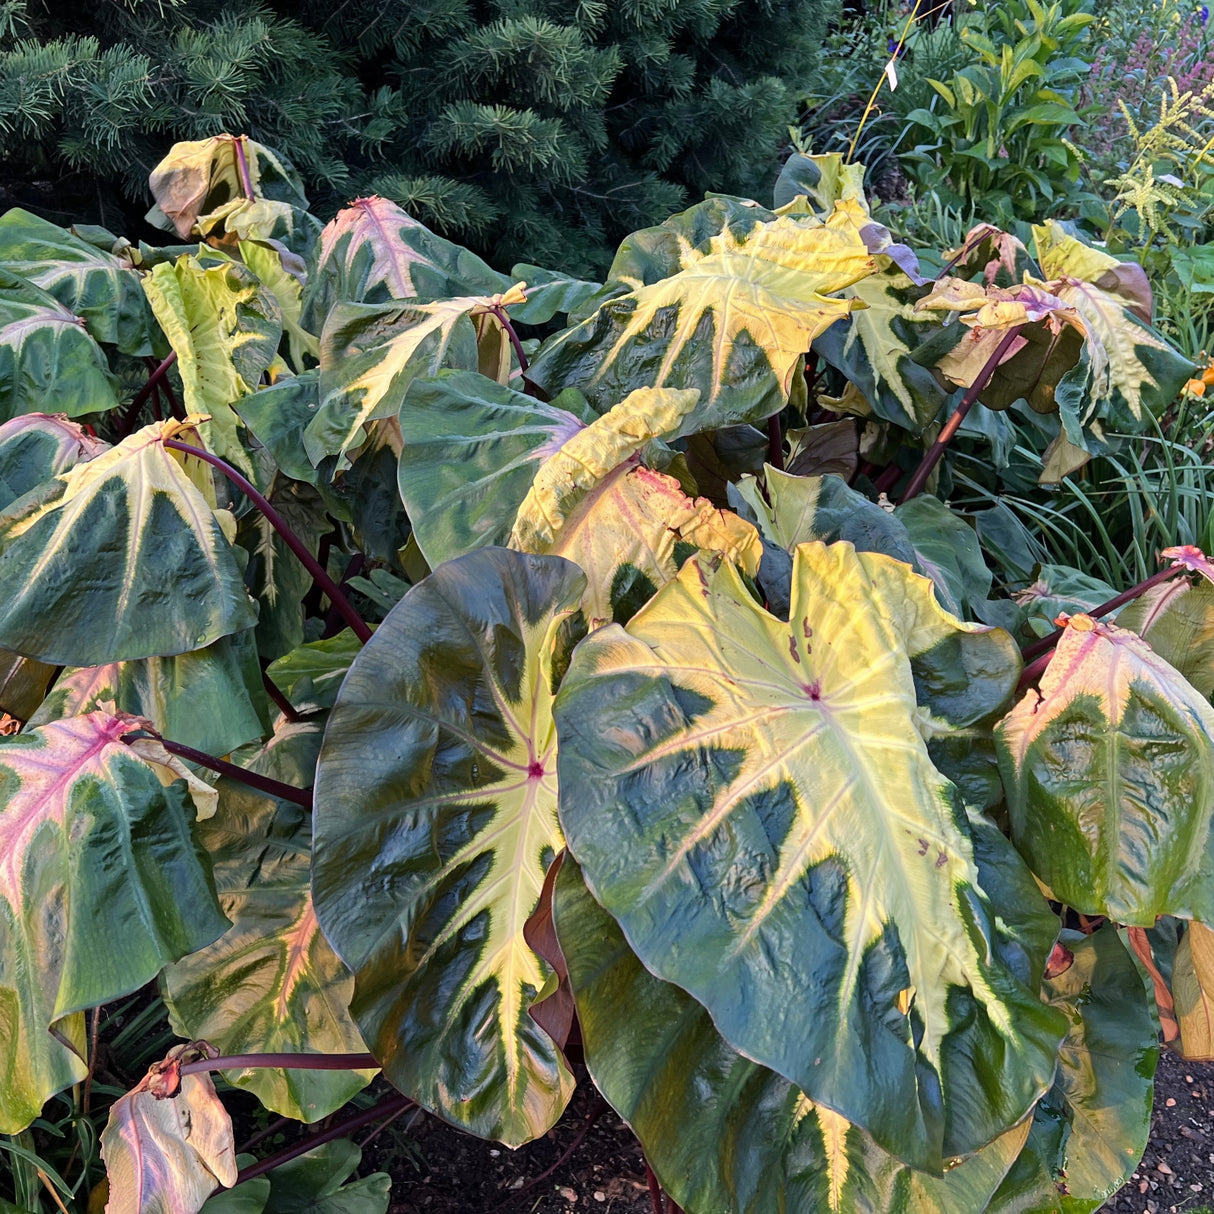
[0,412,107,512]
[313,548,583,1144]
[1116,578,1214,698]
[0,209,155,354]
[0,712,227,1132]
[0,419,257,665]
[30,630,268,756]
[554,542,1062,1169]
[0,269,119,421]
[163,779,374,1122]
[988,928,1156,1212]
[997,614,1214,923]
[528,203,877,432]
[555,859,1032,1213]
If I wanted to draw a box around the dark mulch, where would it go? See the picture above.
[1103,1050,1214,1214]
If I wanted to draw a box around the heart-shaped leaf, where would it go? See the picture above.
[0,712,228,1132]
[554,857,1034,1213]
[997,613,1214,923]
[313,548,584,1145]
[554,542,1062,1170]
[0,418,257,665]
[528,202,878,433]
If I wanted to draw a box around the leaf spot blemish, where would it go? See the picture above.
[936,850,948,869]
[917,838,929,855]
[788,636,800,664]
[802,619,812,639]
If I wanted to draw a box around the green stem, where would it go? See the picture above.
[900,328,1022,503]
[164,438,372,643]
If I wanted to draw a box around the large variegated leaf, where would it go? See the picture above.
[0,418,257,665]
[1117,578,1214,698]
[397,370,595,567]
[239,240,319,373]
[29,630,268,757]
[997,613,1214,924]
[988,928,1156,1212]
[102,1043,237,1214]
[728,468,915,617]
[302,196,510,328]
[527,202,878,432]
[507,386,700,551]
[0,712,228,1132]
[0,269,119,421]
[0,209,156,355]
[163,777,374,1122]
[553,542,1062,1169]
[313,548,584,1145]
[0,412,107,511]
[147,135,312,249]
[813,266,950,432]
[307,291,519,469]
[1174,921,1214,1060]
[515,463,762,629]
[142,256,282,469]
[554,857,1037,1213]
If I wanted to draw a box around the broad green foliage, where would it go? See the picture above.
[553,543,1062,1170]
[0,419,257,665]
[313,549,583,1145]
[987,929,1157,1211]
[0,270,119,422]
[0,133,1204,1214]
[0,713,227,1132]
[554,858,1033,1214]
[528,202,878,431]
[162,781,375,1123]
[998,614,1214,923]
[0,209,156,356]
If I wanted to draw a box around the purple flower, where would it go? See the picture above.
[1201,5,1210,23]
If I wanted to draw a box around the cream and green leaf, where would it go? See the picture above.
[0,712,229,1133]
[28,629,268,757]
[987,928,1157,1213]
[554,857,1039,1213]
[1116,578,1214,698]
[0,418,257,665]
[527,201,878,432]
[0,412,108,512]
[312,548,584,1145]
[0,208,157,355]
[307,289,523,469]
[553,542,1062,1170]
[0,269,120,421]
[163,776,375,1123]
[997,613,1214,924]
[302,195,510,327]
[142,255,283,471]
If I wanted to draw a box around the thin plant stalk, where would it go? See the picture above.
[149,735,314,809]
[118,352,179,436]
[767,413,785,471]
[489,303,529,373]
[846,0,926,163]
[261,669,302,722]
[230,1094,413,1187]
[180,1051,378,1075]
[164,438,373,642]
[233,136,255,201]
[901,328,1023,503]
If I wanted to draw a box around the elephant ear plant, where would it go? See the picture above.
[0,139,1205,1213]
